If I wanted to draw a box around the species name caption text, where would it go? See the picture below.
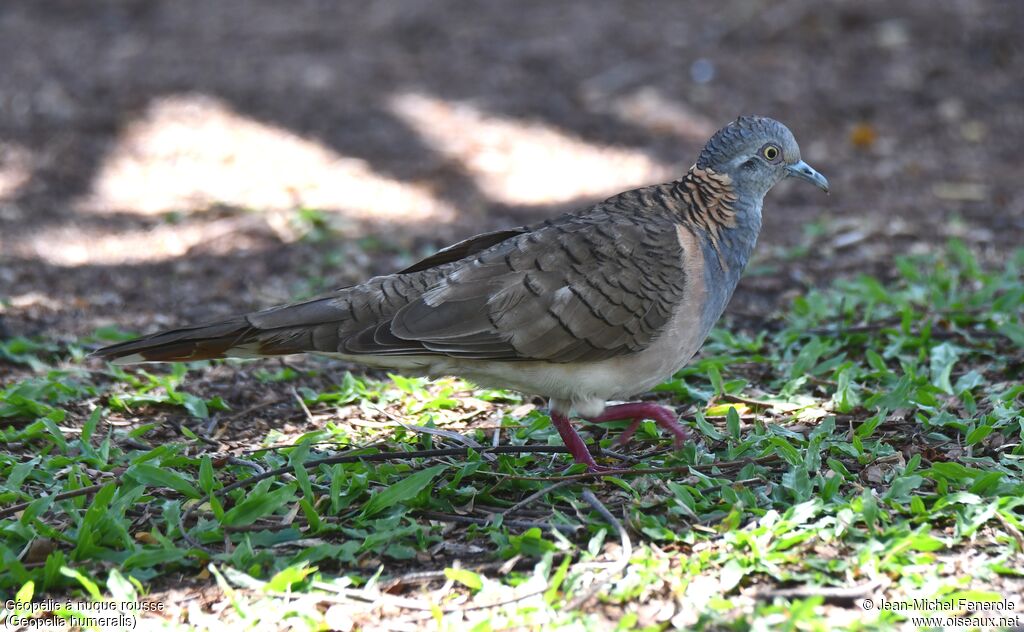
[4,600,165,630]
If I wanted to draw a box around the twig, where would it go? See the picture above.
[598,447,641,464]
[176,445,583,549]
[202,415,219,437]
[369,403,497,462]
[416,510,580,535]
[219,396,290,422]
[169,417,219,447]
[720,393,788,408]
[227,457,266,475]
[995,510,1024,553]
[291,387,315,424]
[307,581,548,614]
[505,455,782,482]
[242,440,388,455]
[753,579,883,604]
[565,489,632,609]
[0,482,112,520]
[381,557,547,589]
[580,489,625,536]
[179,506,211,552]
[501,479,576,516]
[223,522,293,533]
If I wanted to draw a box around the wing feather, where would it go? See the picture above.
[390,208,689,363]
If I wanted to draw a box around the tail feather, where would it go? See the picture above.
[90,317,259,364]
[90,272,443,365]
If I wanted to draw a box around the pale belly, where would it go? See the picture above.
[322,330,706,419]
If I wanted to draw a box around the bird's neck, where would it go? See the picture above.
[672,166,763,273]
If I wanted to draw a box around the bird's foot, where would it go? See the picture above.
[549,411,612,472]
[584,402,689,448]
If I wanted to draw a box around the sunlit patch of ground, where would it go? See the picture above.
[79,94,456,220]
[21,214,277,266]
[0,141,32,202]
[591,86,717,142]
[390,92,675,206]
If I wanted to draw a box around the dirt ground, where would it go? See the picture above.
[1,0,1021,345]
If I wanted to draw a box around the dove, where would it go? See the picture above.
[93,115,829,470]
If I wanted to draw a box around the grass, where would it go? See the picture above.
[1,241,1022,630]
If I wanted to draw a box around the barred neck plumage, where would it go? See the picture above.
[672,165,740,236]
[671,165,759,272]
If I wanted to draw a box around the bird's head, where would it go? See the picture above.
[696,116,829,199]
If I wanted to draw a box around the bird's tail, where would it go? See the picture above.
[90,317,262,364]
[90,293,356,365]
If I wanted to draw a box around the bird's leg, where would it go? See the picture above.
[549,411,611,472]
[584,403,689,448]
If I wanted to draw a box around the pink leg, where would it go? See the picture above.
[584,403,689,448]
[549,411,610,472]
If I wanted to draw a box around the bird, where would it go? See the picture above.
[92,115,829,471]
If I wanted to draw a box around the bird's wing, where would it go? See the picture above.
[386,208,691,363]
[397,227,530,273]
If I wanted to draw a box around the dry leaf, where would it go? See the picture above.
[849,123,877,149]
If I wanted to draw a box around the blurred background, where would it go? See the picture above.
[0,0,1020,341]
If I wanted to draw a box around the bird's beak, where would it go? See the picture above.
[786,160,830,193]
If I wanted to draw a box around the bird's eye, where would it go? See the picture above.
[762,145,780,161]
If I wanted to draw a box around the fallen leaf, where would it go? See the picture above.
[134,531,159,545]
[849,123,877,149]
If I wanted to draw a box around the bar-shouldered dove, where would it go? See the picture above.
[93,116,828,470]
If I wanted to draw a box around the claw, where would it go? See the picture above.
[613,418,644,447]
[584,403,689,448]
[548,404,688,470]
